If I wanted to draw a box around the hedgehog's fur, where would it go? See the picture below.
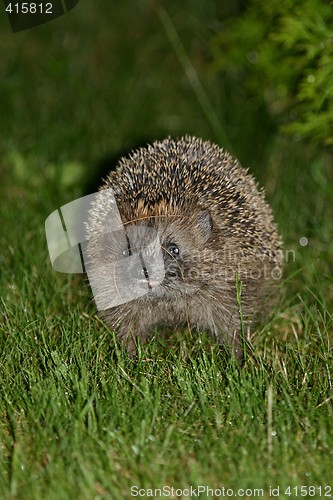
[86,136,283,359]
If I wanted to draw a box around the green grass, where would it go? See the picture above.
[1,1,333,498]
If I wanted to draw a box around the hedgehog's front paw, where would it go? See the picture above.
[118,328,151,357]
[121,334,138,357]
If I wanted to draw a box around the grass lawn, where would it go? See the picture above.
[1,1,333,498]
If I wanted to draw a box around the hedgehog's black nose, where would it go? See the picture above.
[129,254,153,290]
[131,263,149,281]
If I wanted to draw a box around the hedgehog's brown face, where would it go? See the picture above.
[122,208,213,300]
[85,204,213,309]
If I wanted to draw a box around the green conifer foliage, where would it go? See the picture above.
[211,0,333,146]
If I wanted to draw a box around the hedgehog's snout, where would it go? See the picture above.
[129,255,152,288]
[125,230,166,292]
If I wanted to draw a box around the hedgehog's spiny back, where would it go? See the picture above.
[102,136,281,255]
[104,136,239,208]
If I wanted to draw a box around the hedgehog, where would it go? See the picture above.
[85,136,283,359]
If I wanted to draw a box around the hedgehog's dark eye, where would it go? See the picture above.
[167,243,180,257]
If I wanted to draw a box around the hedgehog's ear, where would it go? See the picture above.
[196,210,212,242]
